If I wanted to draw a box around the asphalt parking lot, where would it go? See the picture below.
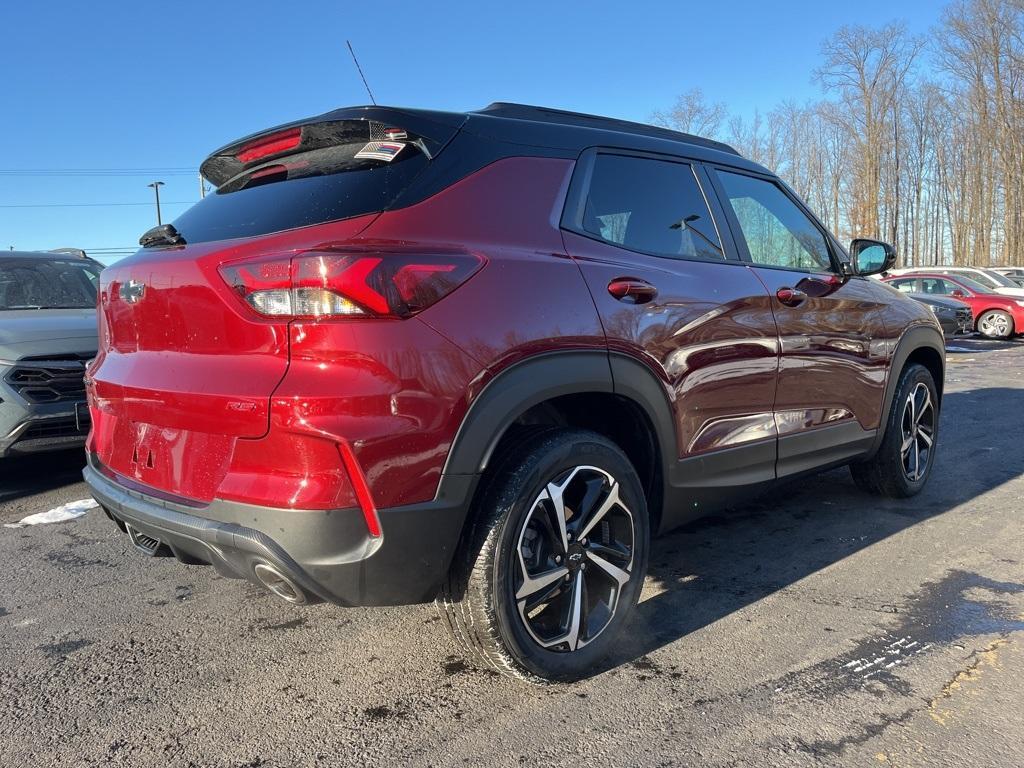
[1,337,1022,768]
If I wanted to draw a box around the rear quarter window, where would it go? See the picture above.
[577,153,724,261]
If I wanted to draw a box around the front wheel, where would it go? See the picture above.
[850,363,938,498]
[977,310,1014,339]
[437,429,649,682]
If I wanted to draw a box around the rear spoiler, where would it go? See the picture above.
[200,105,467,188]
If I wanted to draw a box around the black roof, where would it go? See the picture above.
[201,102,762,187]
[472,102,739,156]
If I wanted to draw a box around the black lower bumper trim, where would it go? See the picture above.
[83,457,475,607]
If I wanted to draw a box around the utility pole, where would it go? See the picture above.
[147,181,165,225]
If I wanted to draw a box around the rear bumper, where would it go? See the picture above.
[83,455,473,606]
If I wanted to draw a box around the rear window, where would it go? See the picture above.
[172,128,431,244]
[0,258,102,310]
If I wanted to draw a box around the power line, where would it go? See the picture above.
[0,201,196,209]
[0,168,197,177]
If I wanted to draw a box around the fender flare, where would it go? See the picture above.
[865,323,945,459]
[439,349,678,504]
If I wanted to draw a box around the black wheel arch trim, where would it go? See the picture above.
[865,323,945,460]
[438,349,677,518]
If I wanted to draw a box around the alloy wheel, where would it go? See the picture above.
[513,465,635,652]
[901,382,935,481]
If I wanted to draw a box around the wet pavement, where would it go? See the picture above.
[1,335,1022,767]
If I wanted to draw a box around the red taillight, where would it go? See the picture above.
[236,127,302,164]
[218,250,483,319]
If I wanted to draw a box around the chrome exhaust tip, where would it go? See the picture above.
[253,562,307,605]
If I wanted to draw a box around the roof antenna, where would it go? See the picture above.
[346,40,376,105]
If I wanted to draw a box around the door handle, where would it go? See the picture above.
[776,287,808,307]
[608,278,658,304]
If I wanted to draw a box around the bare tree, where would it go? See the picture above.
[654,0,1024,267]
[651,88,728,137]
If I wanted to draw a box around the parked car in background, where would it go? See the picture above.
[0,251,101,457]
[991,267,1024,287]
[887,266,1024,298]
[902,293,973,338]
[883,272,1024,339]
[83,103,945,681]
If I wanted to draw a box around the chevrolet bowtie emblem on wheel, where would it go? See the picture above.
[120,280,145,304]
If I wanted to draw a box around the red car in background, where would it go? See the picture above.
[883,272,1024,339]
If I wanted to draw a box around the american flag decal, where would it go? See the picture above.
[354,141,406,162]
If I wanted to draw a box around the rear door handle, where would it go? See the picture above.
[776,287,808,307]
[608,278,658,304]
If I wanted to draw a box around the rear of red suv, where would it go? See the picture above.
[90,112,454,599]
[85,106,596,612]
[85,103,944,682]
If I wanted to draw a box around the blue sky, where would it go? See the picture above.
[0,1,942,262]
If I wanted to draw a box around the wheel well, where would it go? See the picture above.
[905,345,944,401]
[489,392,664,532]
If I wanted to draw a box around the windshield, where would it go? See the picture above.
[981,270,1020,288]
[0,258,102,310]
[957,270,998,288]
[952,275,992,294]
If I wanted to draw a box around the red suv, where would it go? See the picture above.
[84,104,945,681]
[882,272,1024,339]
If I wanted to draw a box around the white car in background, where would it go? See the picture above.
[991,267,1024,287]
[885,266,1024,298]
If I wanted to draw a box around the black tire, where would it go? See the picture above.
[850,363,938,498]
[437,428,650,683]
[977,309,1014,339]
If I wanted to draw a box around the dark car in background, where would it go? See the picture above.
[903,293,972,337]
[883,272,1024,339]
[0,251,101,457]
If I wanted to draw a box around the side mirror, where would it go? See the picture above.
[951,289,966,299]
[849,238,896,276]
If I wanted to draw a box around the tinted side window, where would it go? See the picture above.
[920,278,960,296]
[716,171,832,272]
[581,154,723,260]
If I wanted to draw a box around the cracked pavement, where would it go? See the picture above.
[1,336,1022,767]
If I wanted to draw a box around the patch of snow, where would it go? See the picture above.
[3,498,98,529]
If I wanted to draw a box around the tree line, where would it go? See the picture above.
[654,0,1024,267]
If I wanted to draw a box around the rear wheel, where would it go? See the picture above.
[437,429,649,682]
[850,363,938,498]
[977,310,1014,339]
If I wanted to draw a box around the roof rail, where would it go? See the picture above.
[473,102,740,156]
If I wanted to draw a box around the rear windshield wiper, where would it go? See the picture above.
[139,223,187,248]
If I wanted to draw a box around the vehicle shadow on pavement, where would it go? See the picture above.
[600,387,1024,675]
[0,450,87,504]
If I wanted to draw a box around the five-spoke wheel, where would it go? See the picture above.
[515,466,635,652]
[851,362,939,497]
[438,429,649,682]
[900,382,935,481]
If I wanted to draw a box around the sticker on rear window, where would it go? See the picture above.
[354,141,406,162]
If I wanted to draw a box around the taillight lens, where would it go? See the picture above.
[218,250,483,319]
